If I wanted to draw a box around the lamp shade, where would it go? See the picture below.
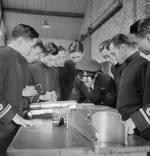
[42,19,50,29]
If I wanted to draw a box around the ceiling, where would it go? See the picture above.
[1,0,89,40]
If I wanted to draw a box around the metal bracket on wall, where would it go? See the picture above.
[80,0,123,41]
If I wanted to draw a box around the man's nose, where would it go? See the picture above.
[83,77,90,82]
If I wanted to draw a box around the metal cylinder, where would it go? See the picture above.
[92,110,126,145]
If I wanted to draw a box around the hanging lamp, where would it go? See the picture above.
[42,19,50,29]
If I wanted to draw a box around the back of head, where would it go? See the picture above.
[76,58,101,72]
[130,18,150,38]
[110,33,137,48]
[12,24,39,39]
[44,42,58,55]
[68,40,84,54]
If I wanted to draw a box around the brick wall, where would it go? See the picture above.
[80,0,148,74]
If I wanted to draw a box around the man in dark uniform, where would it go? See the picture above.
[129,18,150,140]
[29,42,60,102]
[109,33,150,139]
[130,18,150,52]
[62,40,84,100]
[0,24,39,155]
[22,39,45,104]
[70,58,116,108]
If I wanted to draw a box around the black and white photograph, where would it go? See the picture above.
[1,0,150,156]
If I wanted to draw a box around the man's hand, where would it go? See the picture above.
[106,53,118,65]
[46,91,57,101]
[12,114,33,127]
[39,91,57,101]
[125,118,136,135]
[22,85,37,97]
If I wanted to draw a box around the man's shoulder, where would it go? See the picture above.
[130,55,148,69]
[134,54,148,63]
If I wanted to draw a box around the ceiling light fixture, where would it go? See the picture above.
[42,0,50,29]
[42,19,50,29]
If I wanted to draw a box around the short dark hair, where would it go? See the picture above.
[12,24,39,39]
[44,42,58,55]
[99,39,111,52]
[68,40,84,54]
[58,45,66,52]
[110,33,137,48]
[130,18,150,38]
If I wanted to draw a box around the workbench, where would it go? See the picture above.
[7,118,150,156]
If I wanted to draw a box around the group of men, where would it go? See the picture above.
[1,17,150,155]
[99,18,150,140]
[0,24,105,156]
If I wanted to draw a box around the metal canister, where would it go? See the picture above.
[92,110,127,145]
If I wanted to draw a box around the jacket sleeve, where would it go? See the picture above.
[130,62,150,139]
[0,52,16,124]
[131,105,150,132]
[131,104,150,140]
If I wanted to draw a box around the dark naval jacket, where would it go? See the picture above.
[0,46,30,152]
[117,52,150,139]
[70,72,116,108]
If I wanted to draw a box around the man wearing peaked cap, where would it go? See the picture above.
[76,58,101,72]
[70,58,116,108]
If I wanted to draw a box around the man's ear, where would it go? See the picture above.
[17,37,23,45]
[120,44,127,52]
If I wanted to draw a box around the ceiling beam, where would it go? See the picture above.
[4,7,84,19]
